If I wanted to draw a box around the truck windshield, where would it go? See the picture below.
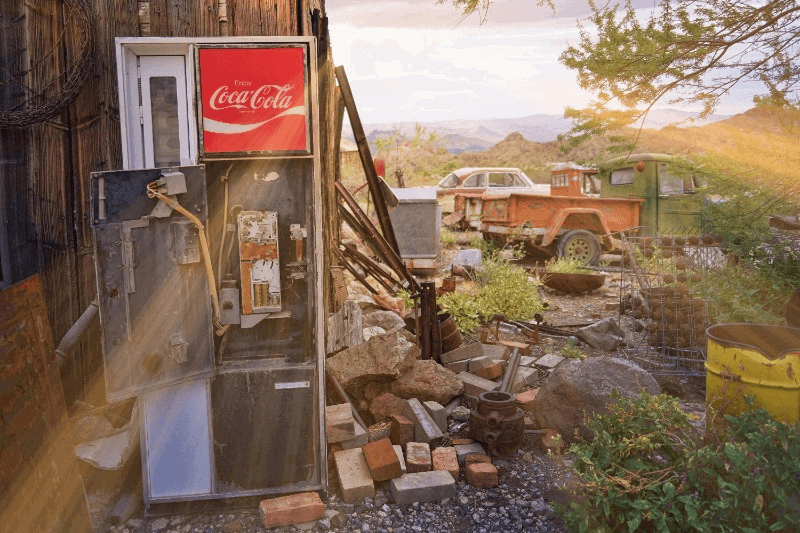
[438,173,459,188]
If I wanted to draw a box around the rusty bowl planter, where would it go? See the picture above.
[542,272,606,294]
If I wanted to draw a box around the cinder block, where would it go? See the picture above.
[470,362,504,380]
[405,442,432,473]
[334,448,375,503]
[326,403,356,443]
[340,421,369,449]
[403,398,445,447]
[464,453,492,467]
[361,438,402,481]
[431,446,459,482]
[393,445,407,474]
[444,359,469,373]
[454,443,486,465]
[468,356,494,370]
[389,471,457,505]
[259,492,325,529]
[440,342,484,364]
[390,414,415,447]
[422,401,447,432]
[466,463,499,488]
[457,372,500,397]
[515,388,539,411]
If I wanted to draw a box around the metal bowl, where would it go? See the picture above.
[542,272,606,294]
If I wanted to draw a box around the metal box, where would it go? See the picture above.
[383,183,441,273]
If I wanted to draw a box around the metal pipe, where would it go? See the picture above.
[55,299,99,365]
[499,347,521,393]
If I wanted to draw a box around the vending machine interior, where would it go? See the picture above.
[89,37,325,508]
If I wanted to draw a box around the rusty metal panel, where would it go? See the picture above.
[0,275,92,532]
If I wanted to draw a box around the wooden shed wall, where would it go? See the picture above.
[0,0,338,407]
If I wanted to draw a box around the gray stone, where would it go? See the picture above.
[453,443,486,464]
[150,518,169,532]
[576,317,626,351]
[363,326,386,341]
[391,359,463,405]
[533,353,564,369]
[389,471,457,505]
[402,398,445,447]
[450,406,470,422]
[363,310,406,333]
[533,357,660,442]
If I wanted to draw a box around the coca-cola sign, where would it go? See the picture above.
[198,46,308,154]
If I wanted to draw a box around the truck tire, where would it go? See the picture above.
[557,230,601,265]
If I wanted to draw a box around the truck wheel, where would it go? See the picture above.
[557,230,601,265]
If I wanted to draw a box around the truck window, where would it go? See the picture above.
[658,163,685,195]
[552,173,569,188]
[610,168,635,185]
[463,173,484,187]
[488,173,514,187]
[438,173,459,188]
[512,174,527,187]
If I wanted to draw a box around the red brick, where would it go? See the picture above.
[259,492,325,528]
[450,438,475,445]
[515,388,539,411]
[466,463,499,488]
[361,438,402,481]
[470,362,504,380]
[464,453,492,467]
[431,447,459,481]
[390,414,415,446]
[405,442,432,473]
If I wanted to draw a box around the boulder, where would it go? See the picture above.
[533,357,660,442]
[363,310,406,333]
[576,317,625,351]
[370,392,409,422]
[363,326,386,341]
[327,330,419,396]
[391,359,464,405]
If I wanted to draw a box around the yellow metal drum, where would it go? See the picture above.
[706,324,800,423]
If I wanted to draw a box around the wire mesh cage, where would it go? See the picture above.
[616,228,728,377]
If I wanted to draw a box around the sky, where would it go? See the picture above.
[326,0,764,125]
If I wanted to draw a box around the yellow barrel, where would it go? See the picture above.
[706,324,800,423]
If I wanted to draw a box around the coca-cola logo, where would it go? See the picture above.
[209,83,295,111]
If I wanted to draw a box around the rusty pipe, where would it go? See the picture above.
[55,299,99,366]
[327,371,368,431]
[499,347,521,393]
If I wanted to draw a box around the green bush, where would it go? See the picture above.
[562,392,800,533]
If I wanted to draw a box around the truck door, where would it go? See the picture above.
[604,164,658,233]
[656,163,702,234]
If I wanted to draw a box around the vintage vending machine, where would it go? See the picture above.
[90,37,325,507]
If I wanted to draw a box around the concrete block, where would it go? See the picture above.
[458,372,500,397]
[340,420,369,449]
[535,353,565,369]
[454,443,486,465]
[326,403,356,443]
[431,446,459,482]
[390,414,415,447]
[440,342,483,364]
[403,398,445,447]
[468,356,494,370]
[444,359,469,373]
[422,401,447,432]
[393,444,407,474]
[515,388,539,411]
[334,448,375,503]
[405,442,432,473]
[470,362,504,380]
[389,471,457,505]
[361,438,402,481]
[259,492,325,528]
[466,463,499,488]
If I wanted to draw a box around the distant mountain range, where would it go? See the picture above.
[344,109,731,154]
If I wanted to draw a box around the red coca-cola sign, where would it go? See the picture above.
[198,46,308,154]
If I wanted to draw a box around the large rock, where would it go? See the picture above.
[363,310,406,333]
[370,392,409,422]
[391,359,464,405]
[327,330,419,397]
[533,357,660,442]
[576,317,626,351]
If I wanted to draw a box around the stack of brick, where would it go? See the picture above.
[326,403,368,450]
[444,342,544,397]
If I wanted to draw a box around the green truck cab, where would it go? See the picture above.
[599,153,704,235]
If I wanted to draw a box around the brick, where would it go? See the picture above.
[514,388,539,411]
[368,420,392,442]
[468,356,494,370]
[431,447,459,482]
[444,359,469,373]
[389,471,457,505]
[454,443,486,464]
[470,362,504,380]
[393,445,407,474]
[534,353,565,369]
[334,448,375,503]
[450,438,475,445]
[326,404,356,443]
[361,438,402,481]
[403,398,445,447]
[340,421,369,450]
[481,344,507,361]
[259,492,324,528]
[457,372,500,397]
[499,341,531,357]
[422,401,447,432]
[440,342,483,364]
[464,453,492,467]
[405,442,432,473]
[466,463,499,488]
[390,414,415,447]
